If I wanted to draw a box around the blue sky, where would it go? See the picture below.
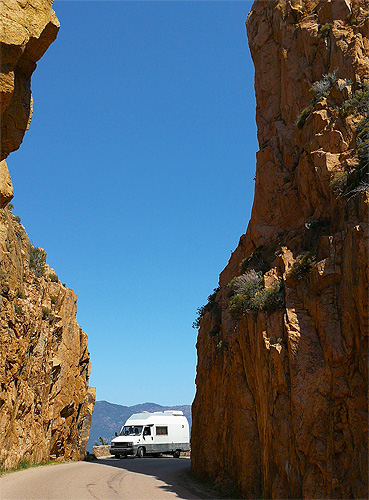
[7,0,257,406]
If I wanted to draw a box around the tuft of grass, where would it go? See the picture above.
[50,295,58,305]
[48,273,59,283]
[17,290,25,299]
[41,306,55,323]
[14,302,23,314]
[318,23,332,38]
[330,171,348,194]
[216,340,228,351]
[296,103,314,129]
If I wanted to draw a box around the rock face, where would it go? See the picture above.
[191,1,368,498]
[0,1,95,469]
[0,0,59,161]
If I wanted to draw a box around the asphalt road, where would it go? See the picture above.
[0,457,213,500]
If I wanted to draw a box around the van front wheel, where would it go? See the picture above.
[173,450,180,459]
[136,447,145,458]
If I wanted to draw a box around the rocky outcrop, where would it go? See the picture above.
[191,1,368,498]
[0,1,95,469]
[0,0,59,161]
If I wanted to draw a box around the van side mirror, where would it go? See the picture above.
[115,432,118,437]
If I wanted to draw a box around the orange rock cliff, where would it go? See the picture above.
[191,0,368,498]
[0,1,95,468]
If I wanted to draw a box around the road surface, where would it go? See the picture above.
[0,456,214,500]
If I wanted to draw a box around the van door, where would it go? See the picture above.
[143,425,154,453]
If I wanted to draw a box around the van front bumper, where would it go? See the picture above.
[110,444,136,456]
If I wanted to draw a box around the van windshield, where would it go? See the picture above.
[120,426,143,436]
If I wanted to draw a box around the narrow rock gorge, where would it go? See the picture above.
[0,0,95,469]
[191,0,368,498]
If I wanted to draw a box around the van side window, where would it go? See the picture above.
[143,427,151,436]
[156,426,168,436]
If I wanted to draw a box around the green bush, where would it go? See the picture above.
[29,246,46,277]
[229,293,249,320]
[249,280,285,312]
[48,273,59,282]
[289,252,317,278]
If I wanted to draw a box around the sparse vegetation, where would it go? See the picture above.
[17,290,25,299]
[228,270,285,320]
[341,88,369,117]
[249,280,285,312]
[48,273,59,282]
[50,295,58,305]
[239,246,267,274]
[330,171,348,194]
[14,302,23,314]
[296,71,337,128]
[41,306,55,323]
[341,81,369,197]
[216,340,228,351]
[29,246,46,277]
[0,458,59,475]
[318,23,332,38]
[94,436,109,446]
[296,104,314,129]
[193,287,220,330]
[289,252,317,279]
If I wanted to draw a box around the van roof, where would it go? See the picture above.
[125,411,185,422]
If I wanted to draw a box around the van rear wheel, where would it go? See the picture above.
[173,450,180,459]
[136,447,145,458]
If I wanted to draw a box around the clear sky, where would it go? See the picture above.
[7,0,257,407]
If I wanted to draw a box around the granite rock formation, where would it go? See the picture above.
[191,1,368,498]
[0,1,95,469]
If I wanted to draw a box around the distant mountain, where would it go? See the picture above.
[87,400,192,452]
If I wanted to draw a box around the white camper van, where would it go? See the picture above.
[110,410,190,458]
